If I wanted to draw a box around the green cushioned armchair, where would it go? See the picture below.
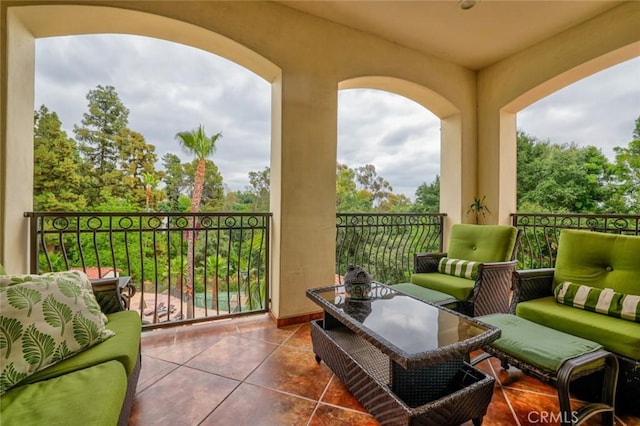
[411,224,520,316]
[511,229,640,408]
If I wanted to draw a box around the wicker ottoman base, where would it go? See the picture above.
[311,320,494,426]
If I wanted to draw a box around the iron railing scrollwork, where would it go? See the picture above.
[335,213,446,284]
[511,213,640,269]
[25,212,271,329]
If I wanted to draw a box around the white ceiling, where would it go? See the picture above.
[278,1,623,70]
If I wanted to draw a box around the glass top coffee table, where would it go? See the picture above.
[306,282,499,425]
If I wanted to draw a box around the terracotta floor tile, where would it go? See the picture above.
[236,321,298,345]
[186,334,278,380]
[142,332,225,364]
[246,345,333,400]
[172,319,237,341]
[481,385,518,425]
[201,382,317,426]
[283,322,313,350]
[320,375,368,412]
[136,354,180,393]
[309,403,379,426]
[130,365,239,426]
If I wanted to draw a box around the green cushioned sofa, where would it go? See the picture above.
[1,277,141,426]
[410,224,520,316]
[511,229,640,405]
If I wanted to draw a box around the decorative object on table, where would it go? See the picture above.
[343,264,372,300]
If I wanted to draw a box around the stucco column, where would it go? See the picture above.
[1,10,35,272]
[476,106,517,226]
[269,71,337,322]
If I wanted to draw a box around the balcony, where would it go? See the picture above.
[22,211,640,424]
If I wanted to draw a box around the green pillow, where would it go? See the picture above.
[0,271,114,395]
[554,281,640,323]
[438,257,479,280]
[0,264,6,275]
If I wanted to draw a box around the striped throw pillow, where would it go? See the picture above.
[554,281,640,323]
[438,257,479,280]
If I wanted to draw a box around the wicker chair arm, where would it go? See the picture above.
[413,252,447,273]
[471,260,517,316]
[510,268,555,311]
[91,276,136,314]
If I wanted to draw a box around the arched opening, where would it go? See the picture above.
[337,88,440,210]
[506,50,640,215]
[338,77,465,226]
[3,5,280,274]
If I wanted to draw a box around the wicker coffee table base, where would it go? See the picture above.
[310,320,494,426]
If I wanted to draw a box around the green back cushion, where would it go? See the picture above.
[554,230,640,295]
[555,281,640,323]
[447,224,518,263]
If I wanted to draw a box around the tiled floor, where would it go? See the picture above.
[130,314,638,426]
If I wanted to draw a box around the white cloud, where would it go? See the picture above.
[518,57,640,159]
[35,34,639,202]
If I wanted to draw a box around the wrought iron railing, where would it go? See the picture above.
[24,212,271,328]
[335,213,446,284]
[511,213,640,269]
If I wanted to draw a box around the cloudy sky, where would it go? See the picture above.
[35,35,639,200]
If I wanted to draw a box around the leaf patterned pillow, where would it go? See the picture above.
[0,272,115,395]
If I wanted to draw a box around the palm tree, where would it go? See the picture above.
[141,172,159,211]
[175,125,222,318]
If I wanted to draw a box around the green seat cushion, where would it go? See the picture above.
[1,360,127,426]
[391,282,458,306]
[25,310,141,384]
[516,297,640,360]
[554,230,640,295]
[410,273,475,302]
[480,314,602,373]
[448,224,518,263]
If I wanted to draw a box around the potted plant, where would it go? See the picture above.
[468,195,490,224]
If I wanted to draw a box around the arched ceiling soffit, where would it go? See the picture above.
[505,42,640,113]
[10,4,280,83]
[339,76,458,119]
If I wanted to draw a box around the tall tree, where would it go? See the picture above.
[247,167,270,212]
[183,159,225,211]
[336,163,371,212]
[74,85,130,204]
[161,153,187,211]
[175,125,222,318]
[611,115,640,213]
[33,105,88,211]
[355,164,393,207]
[412,175,440,213]
[118,128,161,206]
[141,172,160,212]
[516,132,614,213]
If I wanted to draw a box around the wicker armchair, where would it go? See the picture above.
[411,224,520,316]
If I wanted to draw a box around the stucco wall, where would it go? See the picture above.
[477,1,640,225]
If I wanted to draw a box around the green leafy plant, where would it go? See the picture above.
[468,195,491,224]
